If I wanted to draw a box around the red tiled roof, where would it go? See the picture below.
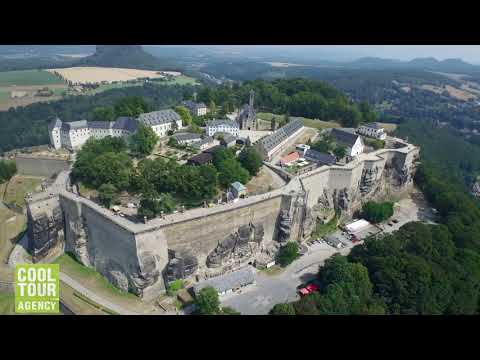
[280,151,299,165]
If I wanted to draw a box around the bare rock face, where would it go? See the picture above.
[104,260,130,292]
[335,188,350,213]
[129,251,160,296]
[27,197,64,262]
[360,166,379,195]
[206,223,263,268]
[68,216,91,266]
[166,250,198,282]
[277,210,292,243]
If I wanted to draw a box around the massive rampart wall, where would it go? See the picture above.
[60,193,168,300]
[27,145,419,299]
[15,155,72,178]
[160,194,285,265]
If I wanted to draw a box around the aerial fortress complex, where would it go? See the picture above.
[27,105,420,301]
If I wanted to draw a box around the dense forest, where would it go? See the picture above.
[197,78,377,127]
[0,83,196,153]
[395,120,480,193]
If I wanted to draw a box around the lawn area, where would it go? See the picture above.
[311,216,338,240]
[257,112,340,130]
[0,91,9,101]
[3,176,44,208]
[377,122,398,133]
[60,281,112,315]
[0,291,15,315]
[0,70,64,87]
[0,204,27,263]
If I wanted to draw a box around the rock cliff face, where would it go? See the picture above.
[206,223,264,269]
[27,197,64,262]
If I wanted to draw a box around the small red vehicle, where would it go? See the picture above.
[351,235,360,243]
[298,283,319,297]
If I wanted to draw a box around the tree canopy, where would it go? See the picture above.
[0,160,17,183]
[361,201,394,224]
[129,123,159,157]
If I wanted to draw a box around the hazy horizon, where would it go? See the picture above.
[146,45,480,64]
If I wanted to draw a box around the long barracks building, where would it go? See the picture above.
[49,109,183,151]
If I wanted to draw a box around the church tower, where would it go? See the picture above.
[249,89,255,108]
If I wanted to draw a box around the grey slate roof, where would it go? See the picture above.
[192,136,214,149]
[330,128,361,147]
[304,149,336,165]
[187,152,214,166]
[88,121,112,129]
[113,117,138,132]
[171,133,202,142]
[61,120,88,131]
[220,134,237,144]
[182,100,207,110]
[362,122,382,130]
[258,119,303,153]
[137,109,181,126]
[48,117,62,131]
[206,119,239,128]
[193,267,255,295]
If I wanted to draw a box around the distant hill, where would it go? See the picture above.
[77,45,183,71]
[343,56,480,75]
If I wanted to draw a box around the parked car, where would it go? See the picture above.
[298,283,319,297]
[392,219,399,224]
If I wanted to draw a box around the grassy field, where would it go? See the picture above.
[377,122,398,133]
[60,282,112,315]
[311,216,338,240]
[0,70,64,87]
[0,204,27,264]
[257,112,340,130]
[0,291,15,315]
[3,176,43,208]
[158,75,198,86]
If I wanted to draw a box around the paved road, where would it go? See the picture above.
[221,242,347,315]
[59,272,139,315]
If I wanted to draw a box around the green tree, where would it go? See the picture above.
[130,123,159,157]
[221,306,241,315]
[333,145,347,159]
[361,201,394,224]
[239,146,263,176]
[0,160,17,183]
[114,96,151,117]
[138,192,176,220]
[194,287,221,315]
[174,106,192,127]
[98,183,117,208]
[208,100,216,115]
[277,242,299,267]
[93,106,115,121]
[269,303,296,315]
[91,152,133,190]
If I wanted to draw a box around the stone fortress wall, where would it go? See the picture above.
[26,143,420,299]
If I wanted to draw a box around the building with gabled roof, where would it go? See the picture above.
[254,119,304,160]
[357,122,387,140]
[182,100,207,117]
[205,119,239,137]
[330,128,364,157]
[49,109,182,151]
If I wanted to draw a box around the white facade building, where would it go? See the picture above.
[182,100,208,117]
[357,123,387,140]
[49,109,182,151]
[330,128,364,157]
[205,119,239,137]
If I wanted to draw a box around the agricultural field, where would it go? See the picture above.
[47,67,170,85]
[0,69,68,110]
[0,70,64,87]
